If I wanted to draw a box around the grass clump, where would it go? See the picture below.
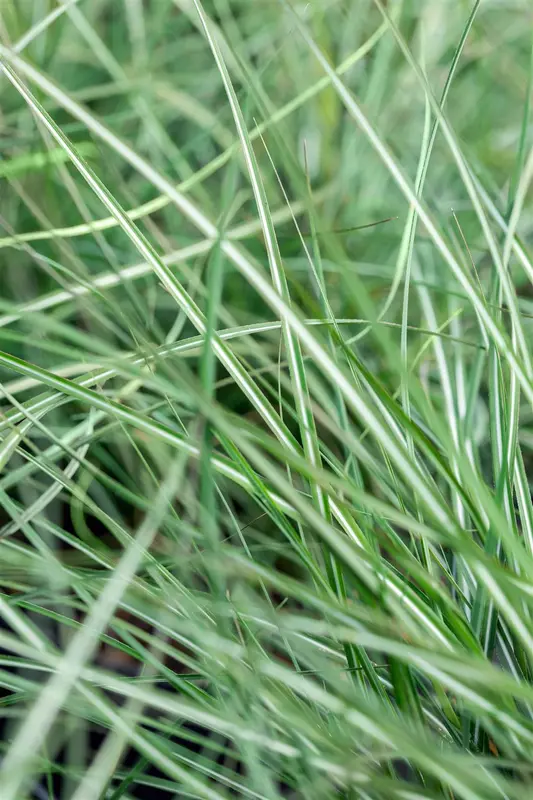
[1,0,533,798]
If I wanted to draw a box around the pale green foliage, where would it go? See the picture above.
[1,1,533,798]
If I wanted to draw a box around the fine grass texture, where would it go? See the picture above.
[1,0,533,798]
